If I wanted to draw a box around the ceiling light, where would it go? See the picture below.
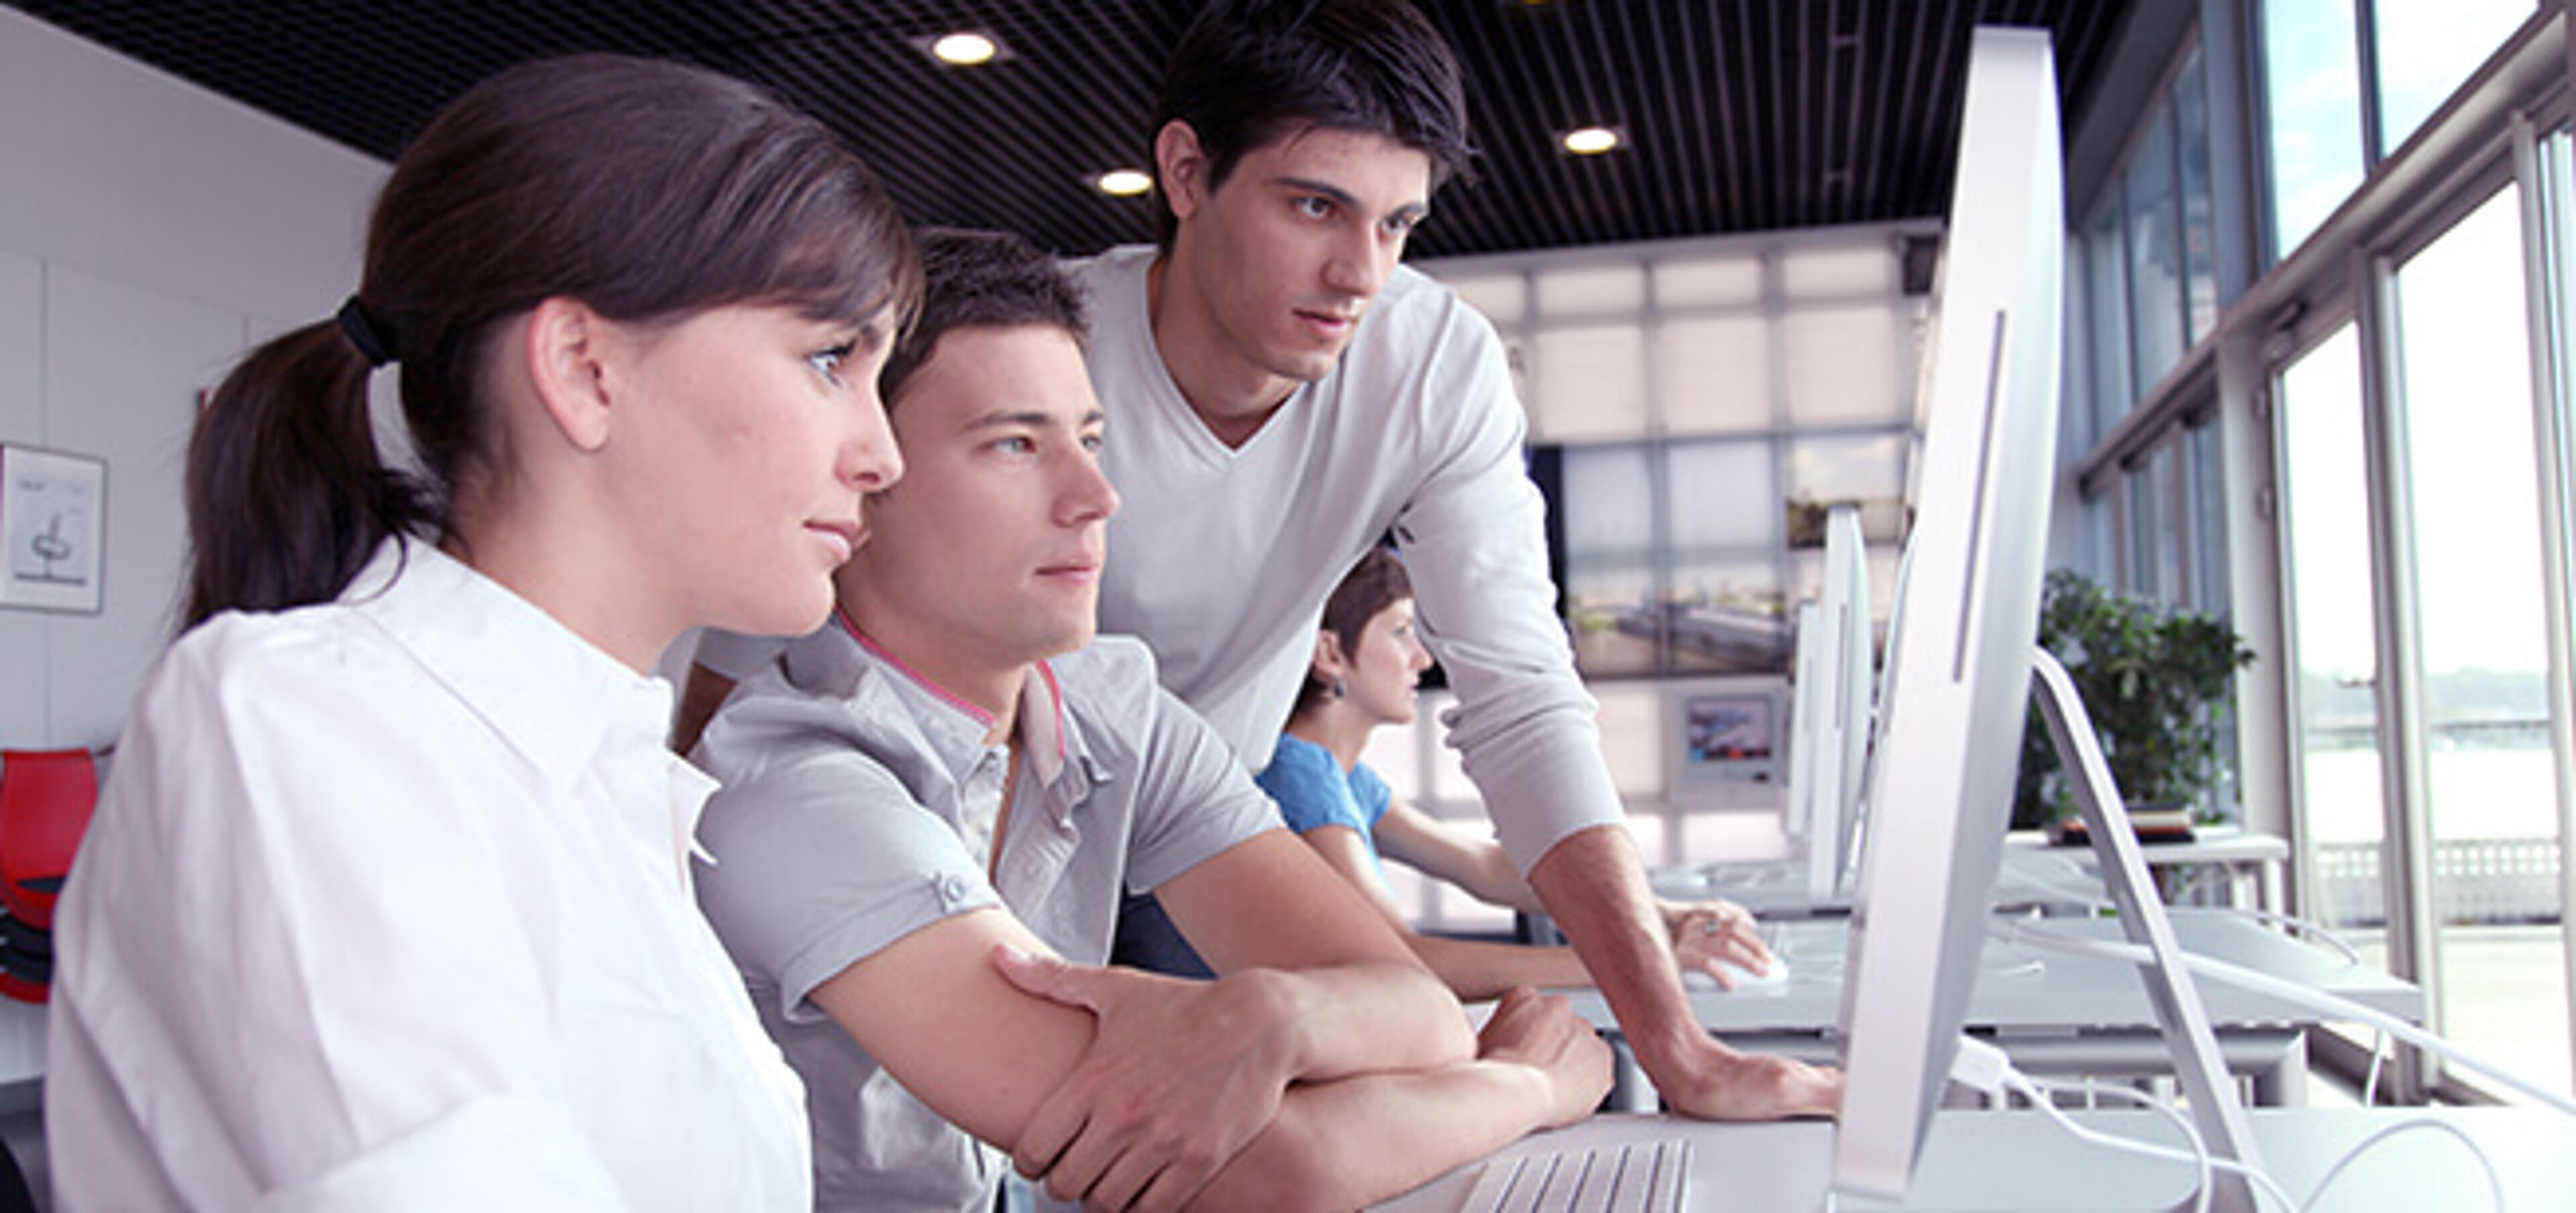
[929,30,999,66]
[1095,169,1153,197]
[1561,125,1625,155]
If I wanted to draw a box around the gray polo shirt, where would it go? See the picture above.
[690,621,1281,1212]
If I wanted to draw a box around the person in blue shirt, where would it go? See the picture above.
[1251,547,1778,999]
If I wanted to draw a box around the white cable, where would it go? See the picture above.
[2292,1116,2504,1213]
[2361,1032,2387,1108]
[1994,918,2576,1120]
[2011,1073,2226,1213]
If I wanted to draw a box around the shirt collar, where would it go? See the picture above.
[805,609,1071,788]
[343,537,680,790]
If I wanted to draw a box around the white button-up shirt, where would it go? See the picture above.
[48,539,808,1210]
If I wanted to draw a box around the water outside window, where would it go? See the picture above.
[2390,182,2571,1098]
[2277,327,2395,989]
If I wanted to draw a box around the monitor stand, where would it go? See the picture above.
[2029,647,2263,1213]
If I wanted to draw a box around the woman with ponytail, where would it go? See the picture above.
[48,54,916,1209]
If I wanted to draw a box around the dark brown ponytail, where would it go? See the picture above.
[180,53,919,630]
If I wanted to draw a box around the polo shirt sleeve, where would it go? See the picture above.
[1389,295,1630,875]
[1091,639,1283,895]
[692,704,1001,1024]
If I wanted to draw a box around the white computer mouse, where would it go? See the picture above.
[1683,958,1786,991]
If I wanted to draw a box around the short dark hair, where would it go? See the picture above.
[1297,545,1413,716]
[1152,0,1476,246]
[880,228,1090,407]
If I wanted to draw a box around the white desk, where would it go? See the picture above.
[1557,910,2420,1105]
[1653,827,2292,917]
[1371,1107,2576,1211]
[2004,826,2291,913]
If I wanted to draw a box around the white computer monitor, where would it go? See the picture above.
[1782,504,1874,902]
[1829,25,2067,1202]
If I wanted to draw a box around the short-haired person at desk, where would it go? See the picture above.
[688,227,1613,1212]
[679,0,1839,1125]
[46,55,918,1208]
[1129,546,1777,1000]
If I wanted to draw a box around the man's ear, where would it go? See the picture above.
[1155,120,1210,224]
[523,295,616,453]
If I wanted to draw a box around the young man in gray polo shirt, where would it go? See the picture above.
[688,229,1612,1212]
[682,0,1836,1125]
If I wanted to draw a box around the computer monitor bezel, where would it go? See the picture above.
[1829,25,2069,1201]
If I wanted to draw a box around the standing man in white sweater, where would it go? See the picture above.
[687,0,1839,1122]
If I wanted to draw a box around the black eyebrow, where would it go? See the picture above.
[1276,175,1430,225]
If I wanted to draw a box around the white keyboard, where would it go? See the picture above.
[1460,1137,1692,1213]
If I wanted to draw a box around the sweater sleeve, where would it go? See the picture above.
[1389,300,1630,876]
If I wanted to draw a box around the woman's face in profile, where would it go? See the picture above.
[1344,597,1433,727]
[600,301,902,641]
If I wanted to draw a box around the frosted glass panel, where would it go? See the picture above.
[1593,682,1667,797]
[1659,315,1772,434]
[1536,325,1648,440]
[1781,305,1900,423]
[1666,440,1775,553]
[1781,245,1892,297]
[1440,271,1526,325]
[1536,263,1646,314]
[1561,443,1654,554]
[1657,254,1763,307]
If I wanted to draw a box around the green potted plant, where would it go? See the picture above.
[2012,570,2258,836]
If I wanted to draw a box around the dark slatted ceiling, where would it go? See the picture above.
[4,0,2141,260]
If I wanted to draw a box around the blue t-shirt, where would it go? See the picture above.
[1112,735,1399,980]
[1256,734,1393,880]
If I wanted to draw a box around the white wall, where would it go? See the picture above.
[0,8,386,749]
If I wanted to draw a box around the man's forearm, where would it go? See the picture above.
[1189,1061,1557,1212]
[1522,825,1705,1071]
[1251,959,1474,1082]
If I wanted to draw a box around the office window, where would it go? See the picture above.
[2390,182,2569,1094]
[2084,197,2134,440]
[2276,327,2394,979]
[2175,48,2220,345]
[2126,101,2188,391]
[2371,0,2536,158]
[2259,0,2367,260]
[1668,441,1788,676]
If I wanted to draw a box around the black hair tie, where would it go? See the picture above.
[335,296,395,368]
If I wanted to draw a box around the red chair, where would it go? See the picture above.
[0,748,103,1002]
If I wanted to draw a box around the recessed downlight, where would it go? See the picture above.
[1095,169,1153,197]
[930,31,999,66]
[1561,125,1625,155]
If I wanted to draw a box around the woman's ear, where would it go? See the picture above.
[1155,120,1210,224]
[1311,630,1349,681]
[522,296,617,453]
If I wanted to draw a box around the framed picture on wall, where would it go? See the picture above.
[1,444,107,613]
